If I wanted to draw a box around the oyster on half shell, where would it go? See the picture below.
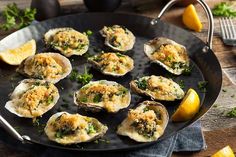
[44,112,108,145]
[74,80,131,113]
[5,79,59,118]
[17,53,72,83]
[100,25,135,52]
[117,101,169,142]
[130,75,185,101]
[144,37,189,75]
[88,52,134,77]
[44,28,89,57]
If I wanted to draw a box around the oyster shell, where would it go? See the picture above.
[5,79,59,118]
[88,52,134,76]
[130,75,185,101]
[17,53,72,83]
[44,28,89,57]
[144,37,189,75]
[117,101,169,142]
[74,80,131,113]
[44,112,108,145]
[100,25,135,52]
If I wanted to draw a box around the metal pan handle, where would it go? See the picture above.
[0,115,30,143]
[151,0,214,50]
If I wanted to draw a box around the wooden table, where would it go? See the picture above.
[0,0,235,156]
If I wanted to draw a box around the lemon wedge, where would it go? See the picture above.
[172,88,200,122]
[0,39,36,65]
[182,4,203,32]
[211,145,235,157]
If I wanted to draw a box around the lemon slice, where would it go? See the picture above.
[0,39,36,65]
[182,4,203,32]
[172,88,200,122]
[211,145,235,157]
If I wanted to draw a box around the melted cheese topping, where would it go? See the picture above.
[151,44,188,68]
[25,54,63,79]
[77,82,129,112]
[135,75,184,101]
[16,83,57,117]
[102,25,132,49]
[52,29,88,54]
[93,53,133,75]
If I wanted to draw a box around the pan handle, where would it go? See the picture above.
[0,115,31,143]
[151,0,214,51]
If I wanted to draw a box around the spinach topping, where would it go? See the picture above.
[86,123,97,134]
[131,119,156,138]
[55,127,75,138]
[47,96,54,105]
[93,93,103,103]
[136,79,148,90]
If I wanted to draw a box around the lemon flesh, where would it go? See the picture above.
[172,88,200,122]
[182,4,203,32]
[211,145,235,157]
[0,39,36,65]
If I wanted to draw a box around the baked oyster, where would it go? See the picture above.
[44,28,89,57]
[88,52,134,76]
[144,37,189,75]
[100,25,135,52]
[117,101,169,142]
[130,75,185,101]
[74,80,131,113]
[17,53,72,83]
[5,79,59,118]
[44,112,108,145]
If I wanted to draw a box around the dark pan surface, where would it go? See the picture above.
[0,13,222,151]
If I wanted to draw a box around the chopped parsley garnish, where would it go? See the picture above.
[197,81,208,93]
[177,80,185,89]
[182,65,193,76]
[47,96,54,105]
[117,88,128,96]
[69,66,93,85]
[77,67,93,85]
[115,53,125,57]
[85,30,93,36]
[87,123,96,134]
[136,79,148,90]
[226,107,236,118]
[55,128,74,138]
[171,62,186,70]
[93,93,103,103]
[80,97,88,103]
[69,69,79,81]
[212,2,236,17]
[143,107,149,112]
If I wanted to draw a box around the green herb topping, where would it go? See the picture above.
[226,107,236,118]
[0,3,36,30]
[197,81,208,93]
[212,2,236,17]
[136,79,148,90]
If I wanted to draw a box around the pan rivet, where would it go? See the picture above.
[202,46,209,53]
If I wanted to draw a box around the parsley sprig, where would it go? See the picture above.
[0,3,36,30]
[70,66,93,85]
[212,2,236,17]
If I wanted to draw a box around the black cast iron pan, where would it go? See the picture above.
[0,0,222,152]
